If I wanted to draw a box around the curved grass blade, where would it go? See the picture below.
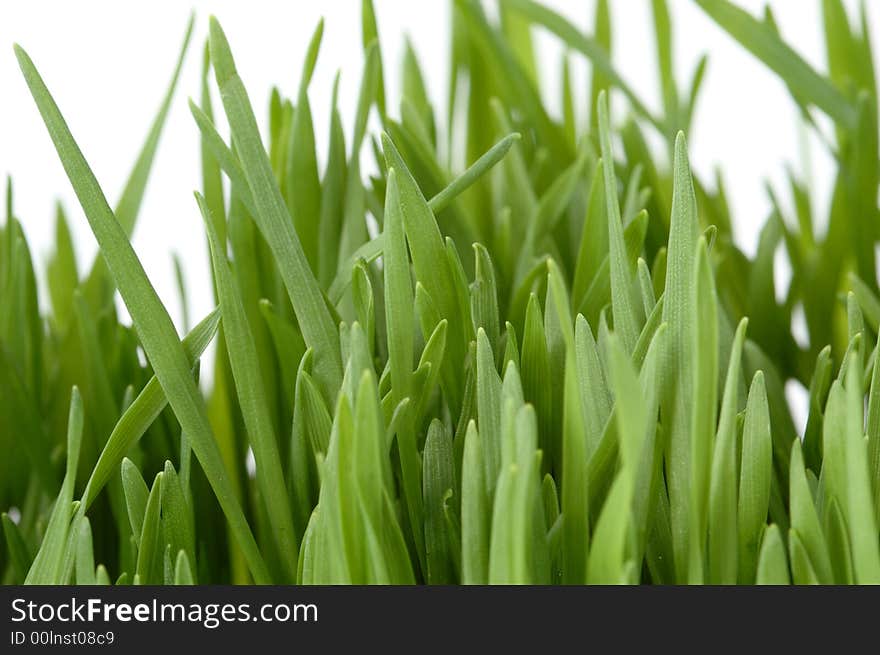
[755,524,790,584]
[708,318,747,584]
[136,472,163,584]
[428,133,520,215]
[74,517,96,585]
[121,458,149,543]
[25,387,83,584]
[662,132,700,582]
[423,420,455,584]
[209,18,342,402]
[788,529,821,585]
[737,371,772,584]
[83,16,195,307]
[561,347,589,584]
[597,92,638,353]
[687,237,718,583]
[461,420,489,584]
[843,355,880,583]
[789,440,833,584]
[82,309,220,508]
[285,20,324,272]
[15,44,270,584]
[198,192,298,580]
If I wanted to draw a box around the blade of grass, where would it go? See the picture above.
[687,237,718,584]
[843,354,880,583]
[15,44,270,584]
[82,16,194,308]
[755,524,790,584]
[25,387,83,584]
[662,132,700,582]
[208,18,342,402]
[737,371,772,584]
[198,192,298,581]
[382,167,426,572]
[597,92,639,352]
[708,318,747,584]
[82,309,220,508]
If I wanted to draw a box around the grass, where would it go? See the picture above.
[1,0,879,584]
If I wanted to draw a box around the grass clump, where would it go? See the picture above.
[2,0,880,584]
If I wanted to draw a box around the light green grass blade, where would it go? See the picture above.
[197,42,226,256]
[472,244,501,353]
[849,273,880,331]
[383,133,467,415]
[632,325,666,564]
[361,0,386,120]
[160,461,196,582]
[74,517,96,585]
[286,20,324,272]
[651,0,679,133]
[423,420,455,584]
[789,440,833,584]
[199,192,298,581]
[121,458,149,543]
[574,314,611,458]
[174,550,195,585]
[708,318,747,584]
[188,99,256,216]
[318,73,347,287]
[843,355,880,583]
[429,133,520,214]
[15,44,270,584]
[383,169,414,406]
[687,237,718,584]
[789,529,821,585]
[82,309,220,508]
[136,472,163,584]
[755,524,790,584]
[25,387,83,584]
[597,92,638,352]
[209,18,341,403]
[662,132,700,582]
[561,347,589,584]
[572,168,606,315]
[460,420,488,585]
[522,295,554,467]
[586,475,632,584]
[381,168,425,571]
[47,203,78,328]
[737,371,772,584]
[476,328,503,496]
[867,334,880,526]
[823,495,854,584]
[339,44,378,261]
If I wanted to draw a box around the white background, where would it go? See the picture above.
[1,1,878,427]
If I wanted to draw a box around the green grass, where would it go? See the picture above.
[1,0,879,584]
